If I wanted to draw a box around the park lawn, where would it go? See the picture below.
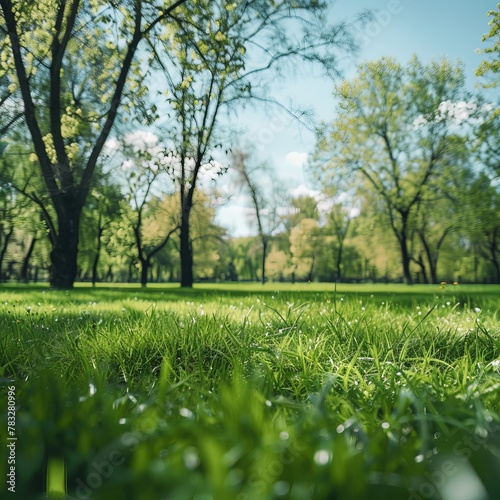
[1,283,500,499]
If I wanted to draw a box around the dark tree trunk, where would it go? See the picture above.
[105,265,113,282]
[92,221,104,287]
[399,238,413,284]
[20,237,37,284]
[397,222,413,285]
[419,228,451,284]
[0,228,14,282]
[412,253,429,284]
[180,220,193,287]
[307,253,315,282]
[49,204,81,289]
[261,239,268,284]
[140,258,150,287]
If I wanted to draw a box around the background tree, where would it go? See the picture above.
[462,173,500,283]
[232,150,286,284]
[311,56,473,284]
[322,196,357,282]
[289,218,320,282]
[79,178,122,285]
[117,132,179,287]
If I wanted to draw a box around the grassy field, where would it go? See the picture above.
[1,283,500,499]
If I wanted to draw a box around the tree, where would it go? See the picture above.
[322,196,357,282]
[150,0,359,287]
[118,131,179,287]
[476,4,500,88]
[79,179,122,286]
[0,0,188,288]
[462,173,500,283]
[232,150,285,284]
[311,56,473,284]
[289,218,320,281]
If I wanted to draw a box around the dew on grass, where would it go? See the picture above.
[183,447,200,470]
[336,424,345,433]
[314,450,332,465]
[415,454,425,463]
[382,422,390,429]
[279,431,289,440]
[180,407,193,418]
[273,481,290,496]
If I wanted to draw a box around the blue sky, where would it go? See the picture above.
[215,0,499,237]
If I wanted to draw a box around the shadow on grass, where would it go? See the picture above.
[0,282,498,310]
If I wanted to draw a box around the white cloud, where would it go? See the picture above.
[289,184,321,199]
[285,151,308,168]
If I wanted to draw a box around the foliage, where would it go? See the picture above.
[476,3,500,88]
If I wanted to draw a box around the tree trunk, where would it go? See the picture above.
[417,253,429,284]
[0,228,14,282]
[20,237,37,284]
[140,258,150,287]
[261,239,268,284]
[419,229,450,284]
[180,219,193,287]
[399,235,413,285]
[49,206,81,289]
[307,253,315,282]
[92,221,104,287]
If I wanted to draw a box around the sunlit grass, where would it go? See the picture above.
[1,284,500,499]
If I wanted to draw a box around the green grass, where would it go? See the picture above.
[1,284,500,499]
